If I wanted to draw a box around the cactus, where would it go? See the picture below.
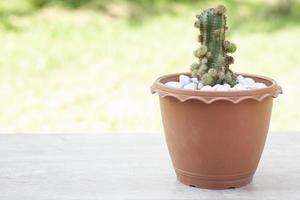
[191,5,237,86]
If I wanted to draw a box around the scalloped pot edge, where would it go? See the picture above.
[151,72,282,104]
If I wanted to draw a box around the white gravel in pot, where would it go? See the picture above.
[197,82,204,90]
[216,85,230,91]
[164,74,267,91]
[253,82,267,89]
[201,85,214,91]
[165,81,183,89]
[223,83,231,89]
[212,84,221,90]
[183,82,198,90]
[179,75,191,85]
[231,83,246,91]
[191,77,199,84]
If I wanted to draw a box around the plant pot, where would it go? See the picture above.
[151,72,282,190]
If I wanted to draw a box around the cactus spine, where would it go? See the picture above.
[191,5,237,86]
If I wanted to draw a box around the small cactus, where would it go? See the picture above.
[190,5,237,86]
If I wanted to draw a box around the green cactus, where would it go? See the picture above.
[191,5,237,86]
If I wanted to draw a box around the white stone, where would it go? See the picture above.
[183,82,197,90]
[223,83,231,89]
[201,85,213,91]
[179,75,190,86]
[244,77,255,85]
[165,81,183,88]
[253,82,267,89]
[238,78,248,86]
[197,82,204,90]
[231,83,246,91]
[239,78,255,89]
[191,77,199,84]
[237,75,245,82]
[212,84,221,90]
[167,74,266,91]
[217,85,230,91]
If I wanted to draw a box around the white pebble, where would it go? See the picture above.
[212,84,221,90]
[179,75,191,86]
[238,78,248,86]
[253,82,267,89]
[197,82,204,90]
[201,85,213,91]
[217,85,230,91]
[165,81,183,88]
[191,77,199,84]
[167,75,267,92]
[232,83,246,91]
[237,75,244,82]
[244,77,255,85]
[239,79,252,89]
[223,83,231,89]
[183,82,197,90]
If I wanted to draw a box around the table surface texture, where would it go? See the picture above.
[0,132,299,200]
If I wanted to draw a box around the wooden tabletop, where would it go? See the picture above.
[0,132,299,200]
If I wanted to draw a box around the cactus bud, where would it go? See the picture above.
[196,14,201,19]
[223,40,230,49]
[198,35,203,43]
[200,63,208,71]
[208,68,217,77]
[225,72,232,83]
[200,57,208,64]
[199,45,207,55]
[194,46,207,58]
[193,50,200,58]
[230,43,237,53]
[194,20,200,28]
[191,70,198,78]
[224,41,237,53]
[190,63,200,71]
[197,68,205,76]
[228,43,236,53]
[215,5,226,15]
[218,71,225,80]
[225,55,234,64]
[193,50,199,57]
[201,73,213,85]
[206,51,212,58]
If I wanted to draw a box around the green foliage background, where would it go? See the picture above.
[0,0,299,133]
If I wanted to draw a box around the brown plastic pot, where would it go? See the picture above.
[151,72,282,190]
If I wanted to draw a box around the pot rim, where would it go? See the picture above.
[151,72,282,104]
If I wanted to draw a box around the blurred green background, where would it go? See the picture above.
[0,0,298,133]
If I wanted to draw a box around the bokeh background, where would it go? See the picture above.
[0,0,298,133]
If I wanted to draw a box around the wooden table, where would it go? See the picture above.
[0,132,299,199]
